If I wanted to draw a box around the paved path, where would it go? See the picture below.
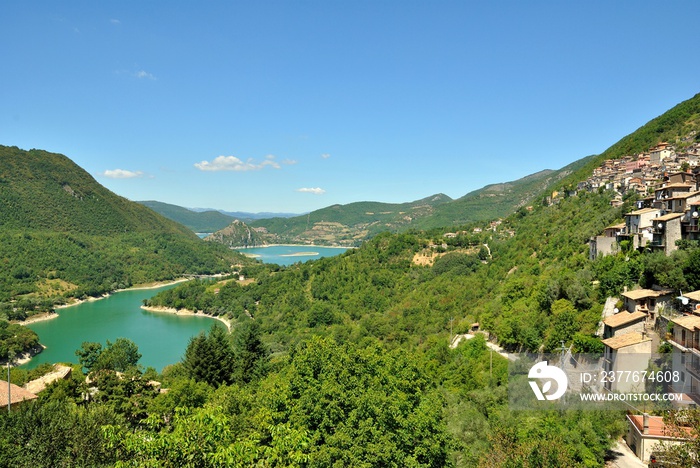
[605,439,646,468]
[450,334,518,361]
[598,296,620,336]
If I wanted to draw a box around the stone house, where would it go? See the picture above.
[621,207,660,250]
[650,212,684,255]
[668,314,700,404]
[601,332,653,393]
[620,288,673,321]
[589,222,625,260]
[626,414,694,463]
[602,310,647,339]
[650,143,673,165]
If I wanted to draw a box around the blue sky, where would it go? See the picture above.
[3,1,700,214]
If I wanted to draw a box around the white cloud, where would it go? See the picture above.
[282,159,298,165]
[296,187,326,195]
[134,70,156,80]
[321,153,331,159]
[194,155,281,172]
[110,18,121,25]
[101,169,144,179]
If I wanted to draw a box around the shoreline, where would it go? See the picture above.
[280,251,319,257]
[12,277,224,367]
[234,244,352,250]
[16,312,61,326]
[49,278,193,312]
[6,344,47,367]
[140,305,232,331]
[116,277,191,292]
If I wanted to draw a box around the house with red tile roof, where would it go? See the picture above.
[0,380,38,410]
[626,413,694,463]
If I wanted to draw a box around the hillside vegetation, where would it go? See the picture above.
[204,219,263,248]
[250,193,453,246]
[415,158,594,230]
[138,200,235,233]
[0,145,248,318]
[3,93,700,466]
[238,162,591,247]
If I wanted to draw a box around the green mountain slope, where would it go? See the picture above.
[414,158,594,230]
[558,91,700,190]
[8,95,700,468]
[204,219,263,248]
[249,193,453,246]
[138,200,235,233]
[0,145,246,316]
[246,161,592,246]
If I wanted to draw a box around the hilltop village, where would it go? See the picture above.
[589,139,700,259]
[582,139,700,462]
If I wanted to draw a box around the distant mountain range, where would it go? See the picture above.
[142,158,591,247]
[138,201,299,233]
[3,91,700,309]
[189,208,300,220]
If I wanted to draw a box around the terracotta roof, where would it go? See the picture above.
[669,191,700,200]
[654,212,684,221]
[683,290,700,302]
[0,380,38,406]
[657,183,694,190]
[628,414,695,439]
[602,332,651,350]
[621,289,672,300]
[628,208,659,215]
[603,311,647,328]
[605,222,626,230]
[671,315,700,330]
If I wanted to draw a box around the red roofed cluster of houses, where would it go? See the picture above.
[591,168,700,259]
[581,141,700,198]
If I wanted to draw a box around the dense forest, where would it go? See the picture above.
[0,145,248,321]
[3,93,700,466]
[138,200,235,233]
[1,184,631,466]
[0,327,625,467]
[146,190,626,355]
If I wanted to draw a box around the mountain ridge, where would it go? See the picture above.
[0,145,245,315]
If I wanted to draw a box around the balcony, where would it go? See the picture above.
[670,338,691,350]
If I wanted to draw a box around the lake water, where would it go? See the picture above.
[23,284,222,372]
[236,245,349,266]
[22,246,347,372]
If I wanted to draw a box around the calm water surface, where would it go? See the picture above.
[23,246,347,371]
[237,245,348,266]
[24,284,221,372]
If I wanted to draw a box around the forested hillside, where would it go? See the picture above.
[3,93,700,467]
[235,161,592,247]
[250,193,453,246]
[204,219,263,248]
[0,145,247,318]
[138,200,235,233]
[0,168,633,466]
[414,157,594,230]
[148,190,625,355]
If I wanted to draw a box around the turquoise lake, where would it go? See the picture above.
[236,245,349,266]
[23,245,348,371]
[23,284,222,372]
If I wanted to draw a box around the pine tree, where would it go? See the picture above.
[232,320,269,383]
